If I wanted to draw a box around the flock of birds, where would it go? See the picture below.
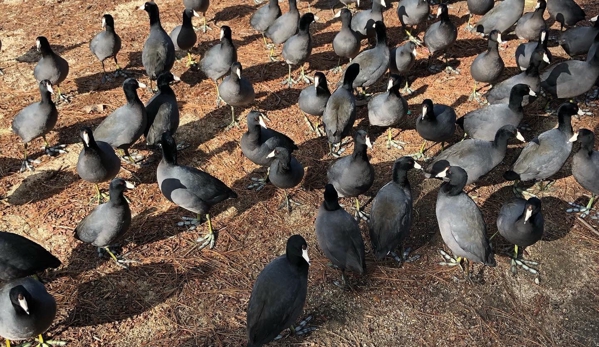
[2,0,599,345]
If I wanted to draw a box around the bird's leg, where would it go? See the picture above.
[197,213,217,249]
[226,106,239,129]
[186,51,197,67]
[120,148,143,166]
[92,184,109,204]
[401,76,414,95]
[567,194,597,218]
[274,315,316,341]
[390,246,421,265]
[278,190,301,213]
[281,64,297,87]
[214,79,223,107]
[385,128,405,149]
[55,86,70,103]
[100,61,109,83]
[261,33,269,49]
[35,333,66,347]
[247,167,270,191]
[101,246,137,269]
[298,65,312,84]
[113,56,127,78]
[200,13,211,32]
[354,197,369,221]
[302,111,323,136]
[468,81,484,103]
[42,135,66,157]
[329,140,348,158]
[443,53,460,75]
[330,58,343,74]
[464,13,474,31]
[268,44,278,62]
[410,141,430,160]
[508,244,540,277]
[20,143,39,172]
[404,25,422,46]
[438,250,464,270]
[6,339,10,347]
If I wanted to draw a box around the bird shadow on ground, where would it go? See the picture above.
[56,117,106,146]
[65,262,209,327]
[15,42,86,63]
[7,168,79,205]
[214,4,257,24]
[257,88,301,111]
[308,51,340,72]
[244,60,291,84]
[73,71,133,94]
[0,156,22,178]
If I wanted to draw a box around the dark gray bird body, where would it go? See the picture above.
[90,14,121,65]
[267,147,304,189]
[144,72,180,146]
[424,5,457,56]
[515,29,551,71]
[298,72,330,116]
[333,9,360,60]
[397,0,430,27]
[76,127,120,184]
[558,17,599,57]
[547,0,585,29]
[367,75,408,127]
[467,0,494,15]
[497,197,544,249]
[184,0,209,14]
[348,21,389,89]
[515,0,547,40]
[0,232,61,282]
[327,130,374,198]
[265,0,299,44]
[282,13,314,66]
[200,26,237,82]
[218,62,255,107]
[241,111,298,167]
[471,30,504,84]
[351,0,385,39]
[170,9,198,52]
[250,0,281,32]
[415,99,456,143]
[473,0,524,34]
[33,37,69,86]
[12,80,57,144]
[140,2,175,81]
[571,129,599,197]
[389,41,417,76]
[323,64,359,145]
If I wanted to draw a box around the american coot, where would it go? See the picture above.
[547,0,585,30]
[200,26,237,104]
[473,0,524,34]
[347,21,389,92]
[282,13,315,87]
[315,184,366,287]
[33,37,69,102]
[541,33,599,99]
[389,41,418,94]
[76,127,121,202]
[298,72,330,134]
[515,29,551,71]
[170,9,199,66]
[504,102,583,193]
[246,235,309,347]
[559,15,599,57]
[433,164,496,274]
[266,147,304,212]
[367,75,409,149]
[323,63,360,156]
[515,0,548,40]
[11,80,64,172]
[332,9,360,74]
[93,78,148,164]
[469,30,504,103]
[497,197,543,275]
[183,0,211,32]
[396,0,429,44]
[157,132,237,249]
[369,157,422,263]
[144,72,180,147]
[0,277,58,347]
[90,14,122,82]
[218,62,255,129]
[485,47,549,105]
[251,0,281,42]
[427,125,525,185]
[74,178,135,267]
[466,0,494,30]
[414,99,457,159]
[327,130,374,220]
[424,4,458,74]
[139,2,175,89]
[265,0,299,61]
[459,84,535,141]
[0,231,61,281]
[568,129,599,213]
[350,0,385,40]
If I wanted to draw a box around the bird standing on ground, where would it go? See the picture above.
[33,37,69,102]
[346,21,389,95]
[265,0,300,61]
[90,14,122,83]
[472,0,524,35]
[170,8,199,66]
[515,0,547,41]
[251,0,282,51]
[569,129,599,214]
[397,0,430,44]
[200,26,237,105]
[332,9,360,74]
[465,0,494,30]
[469,30,504,103]
[389,41,418,94]
[139,2,175,90]
[350,0,386,40]
[282,13,315,87]
[184,0,211,32]
[367,75,409,149]
[218,62,255,129]
[298,72,330,135]
[547,0,585,31]
[144,72,180,147]
[414,99,457,159]
[424,4,458,74]
[266,147,304,212]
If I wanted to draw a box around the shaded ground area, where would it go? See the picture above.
[0,0,598,346]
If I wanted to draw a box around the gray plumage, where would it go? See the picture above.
[90,14,121,70]
[267,147,304,189]
[473,0,525,34]
[0,232,61,282]
[282,13,314,66]
[434,165,496,266]
[184,0,209,14]
[265,0,299,45]
[333,9,360,60]
[424,4,457,56]
[144,72,180,146]
[397,0,430,27]
[218,62,255,107]
[348,21,389,89]
[367,75,408,127]
[298,72,330,116]
[369,157,419,260]
[547,0,585,29]
[74,178,132,248]
[471,30,504,84]
[389,41,417,76]
[12,80,57,144]
[458,84,534,141]
[170,9,198,52]
[428,125,523,185]
[241,111,298,167]
[323,63,359,146]
[350,0,385,39]
[415,99,456,143]
[558,16,598,57]
[571,129,599,197]
[467,0,494,16]
[246,235,309,347]
[515,29,551,71]
[0,277,56,341]
[33,37,69,87]
[250,0,281,32]
[316,184,366,274]
[76,127,120,184]
[140,2,175,81]
[93,78,147,150]
[515,0,547,40]
[200,26,237,82]
[497,197,544,249]
[327,130,374,198]
[506,102,578,182]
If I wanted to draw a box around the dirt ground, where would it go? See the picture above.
[0,0,598,346]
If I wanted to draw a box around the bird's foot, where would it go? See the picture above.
[247,177,267,191]
[278,195,301,213]
[468,90,485,104]
[43,144,66,157]
[114,69,129,78]
[120,153,143,166]
[329,65,343,74]
[329,146,347,158]
[438,250,463,269]
[177,216,201,230]
[510,257,540,282]
[176,142,190,151]
[281,76,298,88]
[354,209,369,222]
[225,119,239,130]
[274,316,316,341]
[19,158,40,173]
[463,24,475,32]
[401,86,414,95]
[566,202,597,219]
[56,93,72,104]
[303,115,323,136]
[518,123,532,132]
[254,0,266,4]
[299,73,313,84]
[197,230,216,250]
[186,59,197,68]
[216,95,223,107]
[409,151,430,161]
[29,338,68,347]
[444,66,460,75]
[90,192,110,204]
[390,248,421,264]
[101,74,112,83]
[386,138,406,150]
[404,31,423,46]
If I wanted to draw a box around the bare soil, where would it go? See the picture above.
[0,0,598,346]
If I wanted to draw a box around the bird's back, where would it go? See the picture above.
[0,233,61,281]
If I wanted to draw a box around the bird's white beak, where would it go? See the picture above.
[365,135,373,149]
[138,4,145,10]
[542,53,550,64]
[314,76,320,90]
[516,131,525,142]
[258,115,268,129]
[102,17,106,29]
[387,78,394,91]
[173,74,181,82]
[413,162,422,170]
[497,33,503,43]
[125,181,136,189]
[83,131,90,146]
[541,30,547,41]
[380,0,386,7]
[435,167,449,178]
[535,0,541,9]
[421,105,427,120]
[193,10,200,17]
[592,15,598,22]
[302,248,310,264]
[529,90,537,96]
[266,150,276,158]
[334,10,341,18]
[18,297,29,315]
[412,47,418,57]
[569,132,579,142]
[36,39,41,51]
[578,108,585,116]
[524,207,533,223]
[46,83,54,94]
[138,81,147,89]
[436,6,442,18]
[220,29,225,41]
[235,67,241,79]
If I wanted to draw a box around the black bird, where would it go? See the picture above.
[265,0,300,62]
[0,231,61,281]
[515,0,548,41]
[367,75,409,150]
[465,0,494,30]
[170,8,199,66]
[266,147,304,212]
[558,15,599,57]
[347,21,389,94]
[218,62,255,129]
[90,14,122,82]
[424,4,458,74]
[547,0,585,31]
[139,2,175,89]
[515,29,551,71]
[414,99,457,159]
[569,129,599,214]
[251,0,282,50]
[157,132,237,249]
[351,0,386,40]
[144,72,180,147]
[473,0,524,35]
[369,157,421,263]
[469,30,504,103]
[298,72,330,135]
[184,0,211,32]
[281,13,315,87]
[332,9,360,74]
[247,235,309,347]
[389,41,418,94]
[200,26,237,105]
[33,37,69,102]
[397,0,430,44]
